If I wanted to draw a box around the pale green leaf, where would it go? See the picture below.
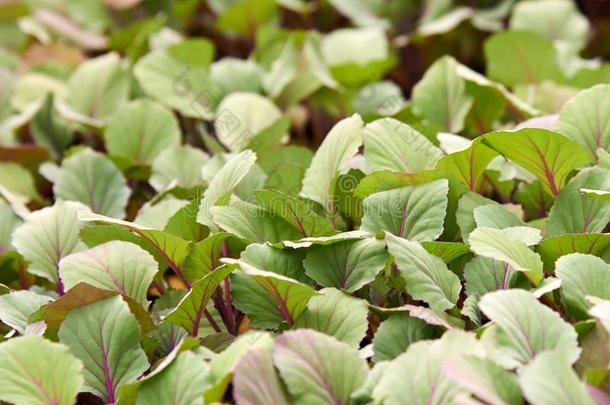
[556,253,610,319]
[412,56,474,133]
[473,204,526,230]
[104,98,181,164]
[150,145,209,192]
[300,114,363,209]
[479,289,580,367]
[233,344,290,405]
[212,199,301,244]
[519,350,594,405]
[54,148,130,218]
[12,200,87,283]
[385,232,462,311]
[273,329,369,405]
[443,355,523,405]
[137,351,210,405]
[67,52,130,122]
[468,226,543,284]
[206,331,273,402]
[373,331,484,405]
[58,296,149,403]
[134,41,219,119]
[214,92,284,151]
[510,0,589,53]
[0,290,52,334]
[0,336,84,405]
[197,150,257,228]
[59,240,158,307]
[361,180,449,241]
[556,84,610,161]
[363,118,443,172]
[293,288,369,348]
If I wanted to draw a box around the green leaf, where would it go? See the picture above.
[361,180,449,241]
[443,355,523,405]
[202,332,270,401]
[134,40,218,119]
[273,329,369,405]
[54,148,131,218]
[519,350,594,405]
[363,117,443,172]
[510,0,589,53]
[354,169,467,241]
[548,167,610,235]
[537,233,610,271]
[479,289,580,367]
[582,188,610,202]
[420,241,471,264]
[58,296,148,403]
[163,265,233,336]
[67,52,130,122]
[182,232,232,281]
[212,199,301,244]
[12,200,87,284]
[0,336,83,405]
[474,204,526,230]
[321,27,393,86]
[254,189,335,238]
[412,56,474,133]
[216,0,277,37]
[41,282,153,336]
[300,114,363,210]
[436,138,498,191]
[214,92,284,151]
[104,99,181,164]
[0,162,42,203]
[483,128,592,196]
[197,150,258,228]
[137,351,210,405]
[385,232,462,311]
[0,290,52,333]
[293,288,369,348]
[372,313,439,362]
[0,201,21,253]
[303,237,387,292]
[373,331,484,404]
[211,58,263,98]
[484,30,562,86]
[556,84,610,161]
[556,253,610,319]
[78,211,192,284]
[150,145,209,192]
[230,256,318,328]
[59,240,158,307]
[464,256,527,299]
[30,94,73,158]
[468,226,543,284]
[233,344,290,405]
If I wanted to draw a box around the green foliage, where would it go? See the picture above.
[2,1,610,403]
